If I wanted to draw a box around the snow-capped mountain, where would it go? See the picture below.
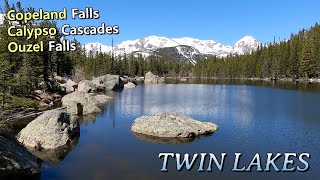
[157,45,206,64]
[84,35,260,64]
[234,36,260,54]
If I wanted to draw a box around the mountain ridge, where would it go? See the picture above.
[85,35,261,64]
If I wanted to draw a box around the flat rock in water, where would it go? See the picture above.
[17,109,79,150]
[131,113,218,138]
[0,135,40,177]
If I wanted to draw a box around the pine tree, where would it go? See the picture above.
[300,33,317,79]
[289,35,299,78]
[0,0,15,108]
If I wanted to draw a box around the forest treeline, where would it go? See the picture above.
[194,24,320,79]
[79,48,193,79]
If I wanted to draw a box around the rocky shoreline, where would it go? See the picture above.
[0,71,169,177]
[0,73,136,177]
[0,72,222,177]
[0,74,138,122]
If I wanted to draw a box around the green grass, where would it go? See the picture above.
[1,95,37,110]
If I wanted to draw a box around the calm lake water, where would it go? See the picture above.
[36,80,320,180]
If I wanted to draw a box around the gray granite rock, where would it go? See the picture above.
[144,71,164,84]
[131,113,218,138]
[17,109,79,150]
[78,80,97,93]
[62,91,110,115]
[92,74,124,91]
[124,82,136,89]
[0,135,40,177]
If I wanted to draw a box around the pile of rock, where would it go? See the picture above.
[58,74,126,94]
[33,90,61,109]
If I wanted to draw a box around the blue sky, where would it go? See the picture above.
[5,0,320,46]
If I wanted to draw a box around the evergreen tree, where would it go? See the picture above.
[300,33,317,79]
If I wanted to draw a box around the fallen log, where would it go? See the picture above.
[2,107,66,122]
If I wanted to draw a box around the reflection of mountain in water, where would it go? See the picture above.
[115,84,252,120]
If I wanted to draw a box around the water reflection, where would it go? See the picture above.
[166,78,320,93]
[132,132,209,144]
[115,84,255,131]
[36,82,320,179]
[29,136,80,163]
[78,114,97,124]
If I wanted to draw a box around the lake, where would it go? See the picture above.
[37,80,320,179]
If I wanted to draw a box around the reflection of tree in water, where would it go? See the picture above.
[98,90,117,128]
[28,134,80,164]
[132,132,213,145]
[108,98,116,128]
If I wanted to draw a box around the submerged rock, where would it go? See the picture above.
[0,135,40,177]
[144,71,164,84]
[131,113,218,138]
[62,91,111,115]
[17,109,79,150]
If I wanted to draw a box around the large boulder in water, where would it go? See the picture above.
[62,91,111,115]
[78,80,97,93]
[144,71,164,84]
[17,109,79,150]
[92,74,124,91]
[0,135,40,177]
[131,113,218,138]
